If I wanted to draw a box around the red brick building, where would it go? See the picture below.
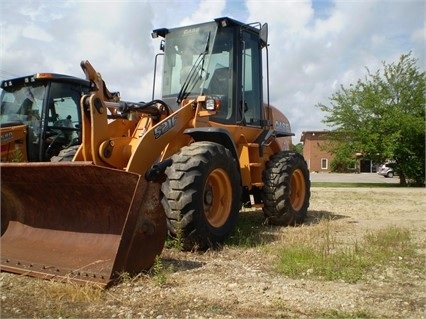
[301,130,376,173]
[300,130,334,173]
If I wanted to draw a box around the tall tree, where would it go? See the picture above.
[317,52,425,186]
[292,142,304,155]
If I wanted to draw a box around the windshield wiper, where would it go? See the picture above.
[199,31,210,77]
[176,32,211,104]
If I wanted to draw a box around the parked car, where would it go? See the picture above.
[377,162,396,178]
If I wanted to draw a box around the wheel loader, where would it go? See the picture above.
[0,17,310,287]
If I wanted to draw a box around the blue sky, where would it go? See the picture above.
[311,0,334,19]
[1,0,424,141]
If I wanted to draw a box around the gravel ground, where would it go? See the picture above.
[1,186,425,318]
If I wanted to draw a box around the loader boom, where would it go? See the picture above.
[75,90,217,175]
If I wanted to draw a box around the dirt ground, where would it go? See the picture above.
[1,186,425,318]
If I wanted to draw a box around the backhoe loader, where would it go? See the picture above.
[1,17,310,287]
[0,61,121,162]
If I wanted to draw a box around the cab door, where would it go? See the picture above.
[239,29,263,127]
[41,82,84,160]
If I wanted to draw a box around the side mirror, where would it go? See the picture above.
[260,23,268,48]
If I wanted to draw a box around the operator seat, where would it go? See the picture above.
[208,67,229,95]
[19,98,33,117]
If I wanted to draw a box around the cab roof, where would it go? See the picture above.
[1,73,92,89]
[152,16,260,38]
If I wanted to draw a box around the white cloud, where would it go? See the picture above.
[247,0,314,32]
[22,25,54,42]
[0,0,423,142]
[241,0,425,141]
[179,0,226,26]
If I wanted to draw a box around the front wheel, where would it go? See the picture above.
[161,141,241,250]
[261,152,310,225]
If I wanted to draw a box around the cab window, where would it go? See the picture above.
[43,82,83,159]
[241,30,262,126]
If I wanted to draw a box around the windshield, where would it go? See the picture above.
[1,84,46,126]
[162,22,218,105]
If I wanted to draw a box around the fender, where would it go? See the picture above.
[184,127,239,166]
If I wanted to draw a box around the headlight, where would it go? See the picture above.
[205,98,215,110]
[196,95,221,111]
[205,97,220,111]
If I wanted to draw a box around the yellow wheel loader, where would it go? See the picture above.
[0,17,310,287]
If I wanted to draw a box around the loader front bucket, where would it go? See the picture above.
[0,162,167,287]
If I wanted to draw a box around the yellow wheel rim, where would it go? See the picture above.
[203,168,232,227]
[290,168,306,211]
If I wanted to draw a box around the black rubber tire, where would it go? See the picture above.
[261,151,310,225]
[161,141,241,250]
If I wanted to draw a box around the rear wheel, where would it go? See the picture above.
[262,151,310,225]
[161,141,241,250]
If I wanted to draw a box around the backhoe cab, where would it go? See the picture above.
[1,73,93,162]
[1,17,310,287]
[0,60,120,162]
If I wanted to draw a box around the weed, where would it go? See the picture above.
[152,255,168,286]
[226,209,272,247]
[364,226,415,259]
[320,309,374,318]
[166,215,184,251]
[276,224,421,283]
[117,271,132,284]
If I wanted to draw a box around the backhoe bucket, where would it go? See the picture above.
[0,162,167,287]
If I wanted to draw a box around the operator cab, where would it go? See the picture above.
[1,74,93,161]
[153,17,267,128]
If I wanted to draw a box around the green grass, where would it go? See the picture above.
[311,182,400,188]
[319,309,373,319]
[276,224,422,283]
[151,255,169,286]
[225,209,272,247]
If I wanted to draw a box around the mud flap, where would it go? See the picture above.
[0,162,167,287]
